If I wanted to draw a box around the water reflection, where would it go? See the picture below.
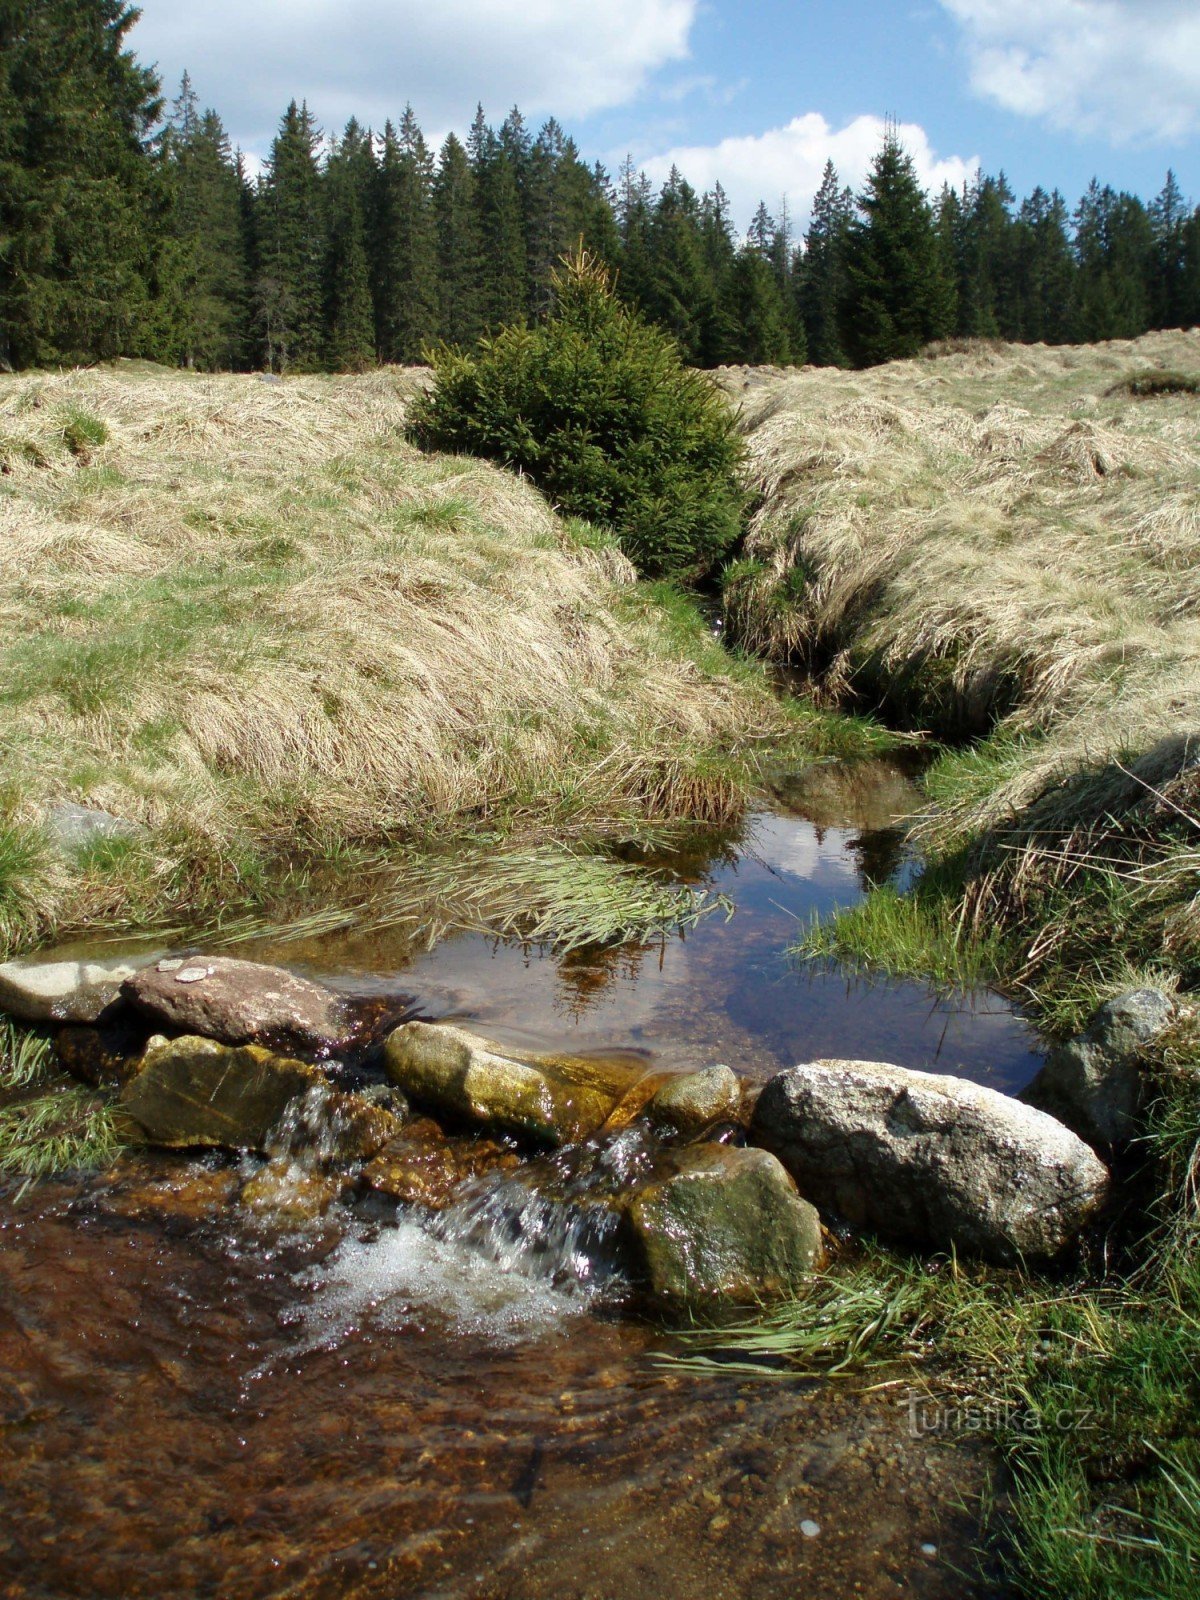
[245,756,1041,1094]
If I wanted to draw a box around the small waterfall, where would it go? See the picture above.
[289,1125,659,1348]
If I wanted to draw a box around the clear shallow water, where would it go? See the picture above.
[0,757,1024,1599]
[244,756,1042,1094]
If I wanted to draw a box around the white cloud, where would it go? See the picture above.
[131,0,696,156]
[637,114,977,233]
[938,0,1200,143]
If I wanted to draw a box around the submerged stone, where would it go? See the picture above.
[123,955,356,1056]
[119,1035,398,1158]
[382,1021,639,1145]
[361,1118,521,1210]
[1024,988,1178,1150]
[240,1159,342,1224]
[0,946,161,1024]
[752,1059,1110,1262]
[645,1065,743,1137]
[622,1144,822,1309]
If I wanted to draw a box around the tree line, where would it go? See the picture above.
[3,2,1199,374]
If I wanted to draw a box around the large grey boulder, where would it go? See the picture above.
[0,946,162,1023]
[120,1034,398,1158]
[622,1144,822,1309]
[383,1021,639,1145]
[1024,989,1178,1150]
[751,1059,1109,1262]
[123,955,356,1056]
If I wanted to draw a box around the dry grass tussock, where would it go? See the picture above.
[0,363,788,955]
[720,329,1200,995]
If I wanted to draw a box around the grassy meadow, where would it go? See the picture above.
[0,361,849,960]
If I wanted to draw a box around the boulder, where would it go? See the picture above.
[123,955,356,1056]
[1024,988,1178,1150]
[45,802,141,856]
[56,1017,150,1088]
[383,1021,639,1145]
[751,1059,1109,1262]
[0,946,161,1023]
[622,1144,822,1309]
[119,1035,398,1158]
[646,1065,743,1137]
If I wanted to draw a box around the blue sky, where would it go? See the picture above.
[130,0,1200,231]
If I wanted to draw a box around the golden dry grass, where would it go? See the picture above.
[0,362,789,955]
[721,329,1200,798]
[721,329,1200,1000]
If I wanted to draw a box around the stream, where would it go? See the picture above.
[0,756,1035,1599]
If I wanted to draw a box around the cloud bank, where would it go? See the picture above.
[131,0,697,154]
[637,114,978,233]
[939,0,1200,143]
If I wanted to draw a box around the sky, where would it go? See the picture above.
[129,0,1200,233]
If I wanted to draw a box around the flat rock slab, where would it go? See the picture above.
[0,947,162,1023]
[123,956,356,1056]
[752,1059,1110,1262]
[383,1021,641,1145]
[120,1035,398,1158]
[622,1144,822,1309]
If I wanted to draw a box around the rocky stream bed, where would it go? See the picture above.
[2,757,1173,1599]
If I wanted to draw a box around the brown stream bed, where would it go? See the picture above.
[0,757,1034,1599]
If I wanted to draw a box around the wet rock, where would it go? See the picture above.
[93,1155,243,1224]
[120,1035,323,1150]
[0,946,161,1023]
[239,1159,342,1224]
[265,1081,401,1164]
[646,1065,743,1137]
[45,802,142,855]
[119,1035,399,1159]
[1024,988,1178,1150]
[123,955,356,1056]
[382,1021,639,1145]
[752,1059,1109,1261]
[622,1144,822,1309]
[56,1016,151,1089]
[361,1118,521,1210]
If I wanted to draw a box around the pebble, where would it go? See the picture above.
[800,1519,821,1539]
[921,1543,938,1557]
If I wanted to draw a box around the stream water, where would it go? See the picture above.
[0,757,1034,1600]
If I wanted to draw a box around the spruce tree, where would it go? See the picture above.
[697,184,739,365]
[160,81,254,369]
[433,133,482,347]
[0,0,164,367]
[727,241,792,364]
[257,101,325,371]
[839,131,954,366]
[374,109,439,361]
[467,107,525,329]
[1150,171,1190,329]
[324,119,376,370]
[797,161,853,367]
[644,167,712,362]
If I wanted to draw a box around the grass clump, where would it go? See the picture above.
[1108,369,1200,399]
[409,251,745,580]
[0,1020,121,1196]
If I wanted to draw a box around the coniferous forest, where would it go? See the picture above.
[2,1,1199,374]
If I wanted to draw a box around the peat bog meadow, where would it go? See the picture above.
[1,313,1199,1600]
